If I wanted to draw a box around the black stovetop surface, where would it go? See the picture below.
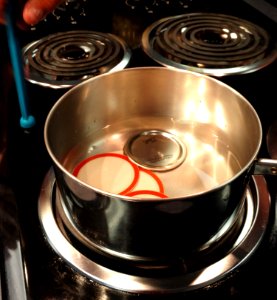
[1,1,277,299]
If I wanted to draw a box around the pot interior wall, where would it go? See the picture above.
[45,67,262,197]
[44,61,263,261]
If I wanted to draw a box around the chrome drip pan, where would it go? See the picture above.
[38,169,270,295]
[22,30,131,88]
[141,13,277,76]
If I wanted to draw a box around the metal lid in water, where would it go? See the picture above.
[124,130,186,171]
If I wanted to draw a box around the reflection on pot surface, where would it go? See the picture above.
[44,67,271,262]
[65,121,242,199]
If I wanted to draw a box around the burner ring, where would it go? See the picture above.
[23,30,131,88]
[142,13,277,76]
[38,170,270,294]
[56,44,91,60]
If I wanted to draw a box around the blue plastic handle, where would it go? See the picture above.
[5,4,35,129]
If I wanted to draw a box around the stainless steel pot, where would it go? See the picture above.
[44,67,277,263]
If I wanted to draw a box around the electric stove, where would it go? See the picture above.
[1,0,277,299]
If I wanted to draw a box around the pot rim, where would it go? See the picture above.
[44,67,263,201]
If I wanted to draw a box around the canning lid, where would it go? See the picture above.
[72,151,168,198]
[124,130,186,171]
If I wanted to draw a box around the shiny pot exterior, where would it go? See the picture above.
[44,67,262,262]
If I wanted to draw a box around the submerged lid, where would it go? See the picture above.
[22,30,131,88]
[142,13,277,76]
[124,130,186,172]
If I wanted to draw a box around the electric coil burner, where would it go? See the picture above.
[37,170,270,296]
[141,13,277,76]
[1,1,277,299]
[22,30,131,88]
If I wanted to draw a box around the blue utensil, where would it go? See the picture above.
[5,3,35,129]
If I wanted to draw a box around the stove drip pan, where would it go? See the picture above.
[38,169,270,295]
[141,13,277,76]
[22,30,131,89]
